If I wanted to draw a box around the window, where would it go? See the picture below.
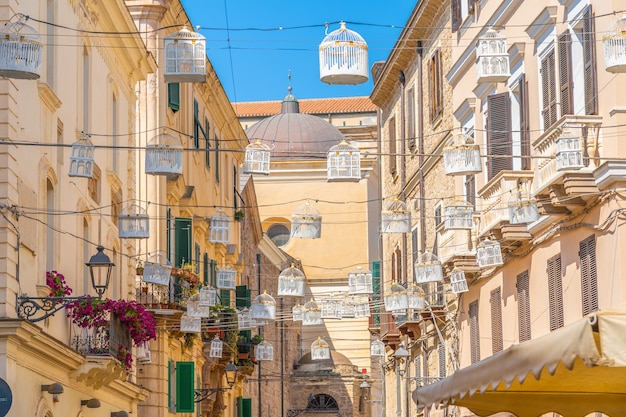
[175,361,195,412]
[395,247,403,286]
[451,0,462,32]
[438,342,446,378]
[236,285,251,309]
[469,300,480,363]
[407,87,416,151]
[490,287,503,353]
[267,223,290,247]
[465,174,476,207]
[541,49,557,129]
[112,94,118,172]
[168,359,175,411]
[548,254,564,331]
[388,116,397,176]
[517,271,531,342]
[582,6,598,115]
[414,355,422,382]
[88,163,101,204]
[193,99,200,149]
[203,253,209,286]
[579,235,598,315]
[46,180,55,271]
[558,31,573,116]
[174,218,192,268]
[194,243,201,274]
[434,204,442,228]
[429,49,443,122]
[215,134,220,183]
[372,261,381,327]
[238,397,252,417]
[412,228,419,281]
[168,83,180,112]
[487,92,512,180]
[205,118,211,168]
[517,74,531,170]
[422,340,429,379]
[57,119,64,166]
[111,187,122,230]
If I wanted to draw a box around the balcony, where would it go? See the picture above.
[477,170,534,244]
[533,115,602,212]
[379,310,402,347]
[395,310,422,339]
[135,277,196,311]
[436,222,474,270]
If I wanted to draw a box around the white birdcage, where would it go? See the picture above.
[209,209,230,243]
[370,339,385,357]
[319,21,368,85]
[187,298,211,318]
[327,140,361,182]
[209,336,223,358]
[291,201,322,238]
[476,28,510,83]
[321,297,343,319]
[476,238,504,268]
[348,266,373,294]
[250,291,276,321]
[414,252,444,284]
[603,14,626,73]
[136,341,152,364]
[407,284,426,310]
[302,299,323,326]
[556,128,583,171]
[381,199,411,233]
[277,264,306,297]
[292,304,304,322]
[443,131,482,175]
[311,337,331,360]
[0,17,43,80]
[238,308,253,330]
[199,287,217,307]
[180,314,201,333]
[384,283,408,312]
[449,268,469,294]
[444,198,474,230]
[352,296,371,318]
[341,297,356,318]
[255,341,274,361]
[142,253,173,286]
[145,131,183,176]
[244,139,271,174]
[508,181,539,224]
[163,27,206,83]
[118,204,150,239]
[217,265,237,290]
[68,133,95,178]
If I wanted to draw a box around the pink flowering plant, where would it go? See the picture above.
[117,345,133,370]
[46,271,72,297]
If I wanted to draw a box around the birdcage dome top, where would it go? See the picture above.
[321,21,367,46]
[481,27,504,39]
[408,284,426,297]
[312,336,329,349]
[279,264,305,281]
[384,199,408,213]
[445,131,475,149]
[389,283,406,295]
[147,131,182,148]
[0,18,41,41]
[165,26,205,41]
[449,197,472,208]
[329,139,358,154]
[604,14,626,40]
[247,139,271,151]
[294,201,321,216]
[417,252,440,264]
[253,291,276,306]
[304,299,320,311]
[349,265,371,276]
[121,204,148,216]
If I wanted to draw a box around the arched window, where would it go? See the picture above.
[267,223,290,247]
[308,394,339,411]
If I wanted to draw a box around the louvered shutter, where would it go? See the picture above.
[465,174,476,206]
[176,361,195,412]
[412,228,419,281]
[548,254,564,331]
[174,218,192,268]
[451,0,462,32]
[519,74,531,170]
[238,397,252,417]
[583,6,598,115]
[422,340,429,378]
[168,83,180,112]
[372,261,381,327]
[490,287,503,354]
[579,235,598,315]
[236,285,251,308]
[415,355,421,380]
[221,289,231,307]
[407,88,416,151]
[389,117,397,176]
[203,253,209,285]
[487,92,512,180]
[469,300,480,363]
[558,31,573,116]
[517,271,531,342]
[541,50,558,129]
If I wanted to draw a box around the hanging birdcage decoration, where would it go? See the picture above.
[163,27,206,83]
[209,335,223,358]
[187,297,211,318]
[381,199,411,233]
[145,131,183,176]
[302,299,323,326]
[244,139,271,174]
[384,282,408,312]
[250,291,276,321]
[255,341,274,361]
[341,296,356,318]
[199,287,217,307]
[311,337,331,360]
[476,28,510,83]
[407,284,426,310]
[68,133,95,178]
[0,17,43,80]
[603,13,626,73]
[348,265,373,294]
[449,268,469,294]
[327,140,361,182]
[370,339,385,357]
[291,200,322,239]
[142,253,173,285]
[321,297,343,319]
[118,204,149,239]
[209,209,230,243]
[180,314,201,333]
[217,265,237,290]
[353,296,371,318]
[508,181,539,224]
[414,252,444,284]
[443,131,482,175]
[476,238,504,268]
[292,304,304,321]
[277,264,306,297]
[555,128,583,171]
[238,308,253,330]
[319,21,368,85]
[444,198,474,230]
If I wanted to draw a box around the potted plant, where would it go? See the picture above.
[46,270,72,298]
[234,210,245,222]
[251,334,263,345]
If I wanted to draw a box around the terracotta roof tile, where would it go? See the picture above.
[233,96,376,117]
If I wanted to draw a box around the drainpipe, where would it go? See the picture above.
[399,71,408,284]
[416,41,426,253]
[280,297,285,417]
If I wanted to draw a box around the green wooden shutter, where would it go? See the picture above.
[372,261,380,327]
[221,289,231,307]
[238,397,252,417]
[210,259,217,287]
[236,285,250,308]
[215,134,220,183]
[168,83,180,112]
[166,208,172,263]
[176,361,195,413]
[203,253,209,286]
[205,118,211,168]
[168,359,175,411]
[175,218,192,268]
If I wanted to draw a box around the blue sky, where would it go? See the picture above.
[180,0,415,103]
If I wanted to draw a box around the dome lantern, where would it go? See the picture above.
[384,282,408,312]
[327,140,361,182]
[381,199,411,233]
[476,238,504,268]
[255,341,274,361]
[68,133,95,178]
[244,139,271,174]
[311,337,331,360]
[0,17,43,80]
[291,200,322,239]
[250,291,276,321]
[118,204,150,239]
[277,264,306,297]
[319,21,368,85]
[209,209,230,243]
[443,131,482,175]
[302,299,323,326]
[476,28,510,83]
[603,14,626,73]
[348,265,373,294]
[414,252,444,284]
[145,131,183,176]
[163,27,206,83]
[444,198,474,230]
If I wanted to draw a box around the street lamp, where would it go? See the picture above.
[394,344,409,417]
[194,361,238,403]
[86,245,115,297]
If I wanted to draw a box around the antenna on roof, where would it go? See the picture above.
[288,69,293,94]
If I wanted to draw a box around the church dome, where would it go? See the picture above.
[245,89,345,159]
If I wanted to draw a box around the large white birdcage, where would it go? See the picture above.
[443,131,482,175]
[381,199,411,233]
[238,308,253,330]
[68,133,95,178]
[476,28,510,83]
[118,204,149,239]
[209,209,230,243]
[414,252,444,284]
[311,337,331,360]
[370,339,385,357]
[187,298,211,318]
[244,139,271,175]
[0,17,42,80]
[321,297,343,319]
[302,299,323,326]
[292,304,304,322]
[164,27,206,83]
[508,180,539,224]
[199,287,217,307]
[250,292,276,321]
[255,341,274,361]
[556,128,583,171]
[209,335,223,358]
[277,264,306,297]
[142,253,173,286]
[327,140,361,182]
[407,284,426,310]
[384,283,408,312]
[180,314,201,333]
[145,131,183,176]
[217,265,237,290]
[444,198,474,230]
[319,21,368,85]
[449,268,469,294]
[348,266,373,294]
[603,14,626,73]
[291,201,322,238]
[476,238,504,268]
